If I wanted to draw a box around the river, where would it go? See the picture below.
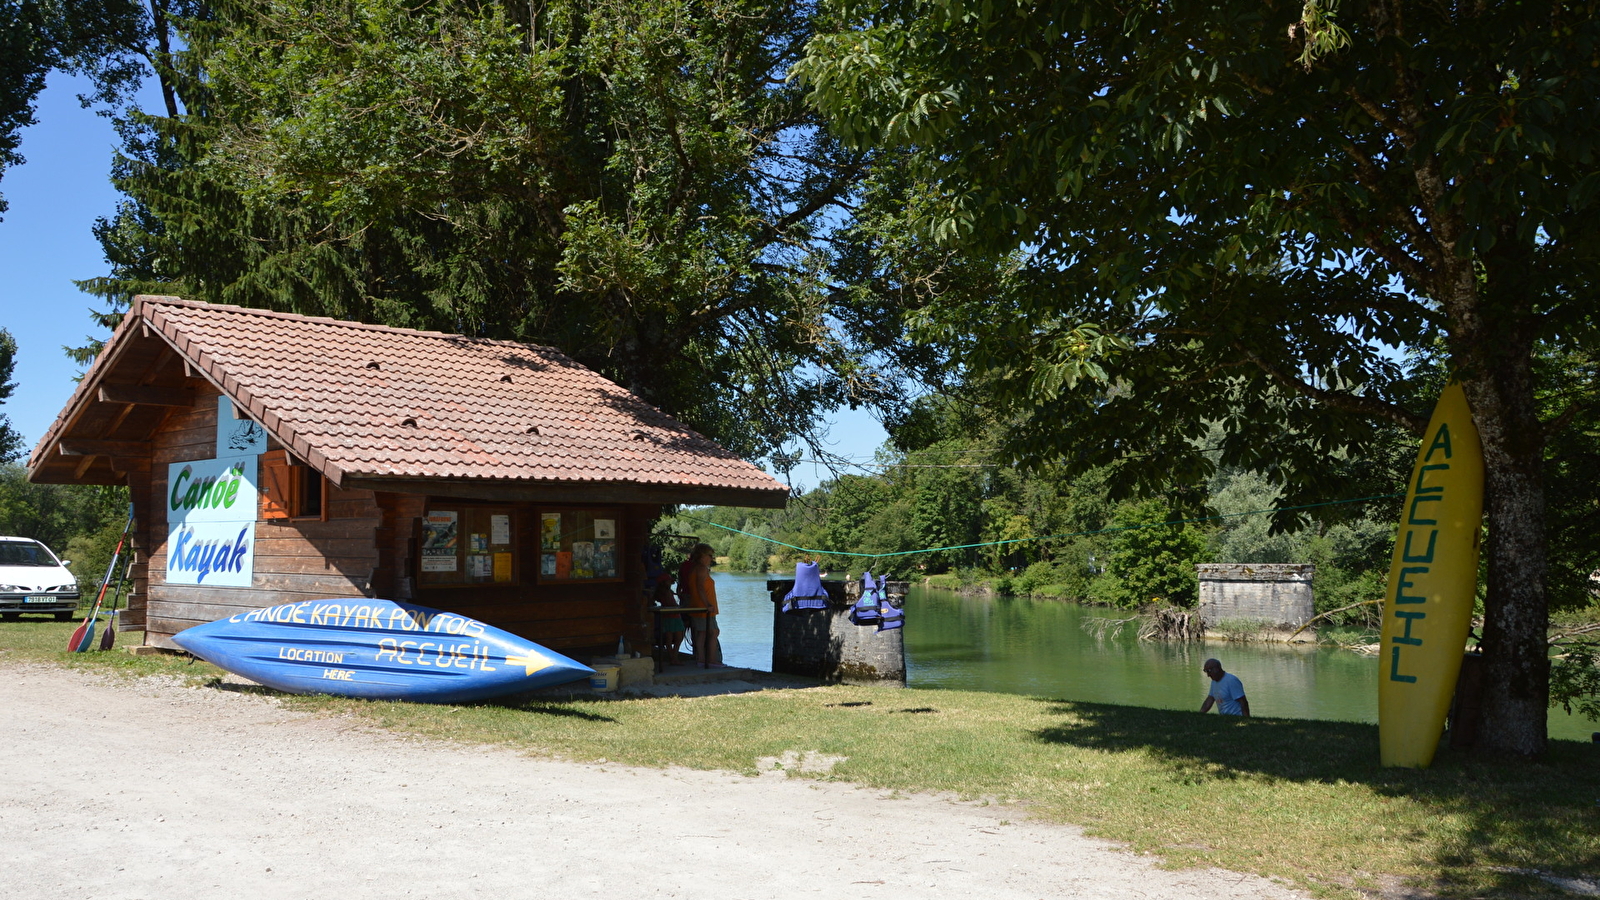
[708,570,1596,742]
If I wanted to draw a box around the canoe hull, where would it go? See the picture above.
[171,599,594,703]
[1378,383,1484,768]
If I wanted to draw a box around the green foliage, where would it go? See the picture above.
[0,464,128,580]
[1538,349,1600,613]
[1089,500,1209,608]
[666,423,1408,612]
[79,0,896,460]
[907,443,984,570]
[800,0,1600,753]
[1207,464,1392,624]
[0,328,19,462]
[61,511,133,591]
[1549,641,1600,724]
[0,0,49,218]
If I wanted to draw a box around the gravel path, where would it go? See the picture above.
[1,665,1311,900]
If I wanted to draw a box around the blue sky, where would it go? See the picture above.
[1,72,129,464]
[0,72,887,489]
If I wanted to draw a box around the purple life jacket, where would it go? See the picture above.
[877,575,904,631]
[782,561,829,613]
[851,571,882,626]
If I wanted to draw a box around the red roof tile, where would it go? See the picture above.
[38,297,789,503]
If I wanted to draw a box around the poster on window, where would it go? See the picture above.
[571,541,594,579]
[595,540,617,578]
[491,515,511,546]
[593,519,615,539]
[541,513,561,550]
[421,511,459,572]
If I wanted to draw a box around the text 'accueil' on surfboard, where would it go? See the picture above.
[172,598,594,703]
[1378,382,1484,768]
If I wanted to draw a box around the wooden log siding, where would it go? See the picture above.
[139,383,662,655]
[142,385,383,650]
[384,501,660,654]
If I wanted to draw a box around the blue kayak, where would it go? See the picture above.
[171,599,594,703]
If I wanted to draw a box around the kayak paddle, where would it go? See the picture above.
[70,504,134,653]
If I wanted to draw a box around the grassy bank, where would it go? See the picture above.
[4,617,1597,898]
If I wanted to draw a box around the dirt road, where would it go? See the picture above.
[1,666,1309,900]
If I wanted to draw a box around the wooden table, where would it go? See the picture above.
[649,606,707,672]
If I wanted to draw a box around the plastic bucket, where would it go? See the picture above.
[589,665,621,692]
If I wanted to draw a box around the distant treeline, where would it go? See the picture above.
[0,464,130,590]
[662,431,1400,627]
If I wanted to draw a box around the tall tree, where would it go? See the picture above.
[82,0,894,460]
[799,0,1600,755]
[0,328,20,461]
[0,0,51,219]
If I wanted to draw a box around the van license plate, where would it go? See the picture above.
[24,595,54,604]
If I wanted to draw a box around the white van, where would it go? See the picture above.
[0,537,81,621]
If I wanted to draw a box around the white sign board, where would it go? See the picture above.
[166,454,259,587]
[217,395,267,456]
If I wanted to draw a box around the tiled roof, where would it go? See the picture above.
[46,297,789,501]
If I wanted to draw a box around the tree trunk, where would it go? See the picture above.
[1458,280,1549,758]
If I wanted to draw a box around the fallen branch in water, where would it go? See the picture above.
[1081,614,1139,639]
[1288,598,1383,641]
[1549,621,1600,647]
[1138,606,1204,642]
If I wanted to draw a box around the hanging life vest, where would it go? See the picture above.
[851,571,882,626]
[877,575,904,631]
[782,560,829,613]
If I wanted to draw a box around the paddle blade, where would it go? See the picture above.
[67,621,89,652]
[70,619,97,653]
[99,611,118,650]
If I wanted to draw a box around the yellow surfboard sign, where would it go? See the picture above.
[1378,382,1484,768]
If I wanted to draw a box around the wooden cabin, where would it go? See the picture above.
[27,296,788,655]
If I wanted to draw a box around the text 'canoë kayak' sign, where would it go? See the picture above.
[166,454,259,587]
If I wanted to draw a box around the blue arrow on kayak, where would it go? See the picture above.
[172,599,594,703]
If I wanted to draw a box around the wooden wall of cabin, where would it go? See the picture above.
[378,499,660,656]
[140,382,661,657]
[144,384,381,649]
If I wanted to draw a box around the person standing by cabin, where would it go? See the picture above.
[652,573,687,664]
[1200,658,1250,717]
[683,543,723,667]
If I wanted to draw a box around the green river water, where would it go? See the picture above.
[708,571,1597,743]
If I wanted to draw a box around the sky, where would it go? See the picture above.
[0,72,888,491]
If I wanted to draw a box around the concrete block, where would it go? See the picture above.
[766,579,906,684]
[1197,563,1314,629]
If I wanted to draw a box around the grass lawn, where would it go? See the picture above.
[4,616,1597,898]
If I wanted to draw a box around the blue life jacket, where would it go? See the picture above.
[850,571,882,625]
[782,561,829,613]
[877,576,904,631]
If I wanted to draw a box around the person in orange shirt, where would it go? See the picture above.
[683,543,723,667]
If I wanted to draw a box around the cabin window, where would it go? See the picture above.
[534,507,623,584]
[260,450,327,521]
[418,506,520,587]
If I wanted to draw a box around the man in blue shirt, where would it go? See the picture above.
[1200,658,1250,717]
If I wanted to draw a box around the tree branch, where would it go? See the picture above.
[1236,342,1428,434]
